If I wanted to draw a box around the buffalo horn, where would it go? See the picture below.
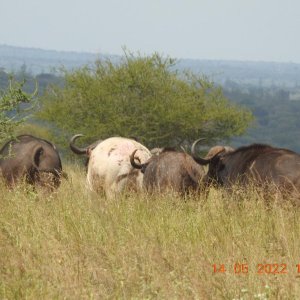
[191,138,211,165]
[130,149,143,169]
[69,134,87,155]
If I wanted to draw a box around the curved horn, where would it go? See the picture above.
[130,149,144,169]
[69,134,87,155]
[191,138,211,165]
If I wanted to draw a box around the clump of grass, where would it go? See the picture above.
[1,165,300,298]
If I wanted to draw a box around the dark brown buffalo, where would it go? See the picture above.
[192,141,300,198]
[0,135,65,189]
[130,148,205,194]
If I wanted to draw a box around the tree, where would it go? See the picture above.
[0,77,36,144]
[38,51,253,148]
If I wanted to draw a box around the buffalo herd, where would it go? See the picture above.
[2,133,300,203]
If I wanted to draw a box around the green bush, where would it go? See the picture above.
[0,77,36,144]
[38,51,253,148]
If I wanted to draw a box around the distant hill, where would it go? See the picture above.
[1,44,300,87]
[0,44,115,74]
[179,59,300,87]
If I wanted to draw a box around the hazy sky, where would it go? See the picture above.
[1,0,300,63]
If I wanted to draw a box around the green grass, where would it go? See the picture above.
[1,165,300,299]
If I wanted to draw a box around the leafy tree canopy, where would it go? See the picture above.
[38,51,253,149]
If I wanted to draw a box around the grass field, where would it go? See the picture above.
[1,165,300,299]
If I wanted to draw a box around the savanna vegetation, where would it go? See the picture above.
[225,83,300,151]
[3,52,300,152]
[37,51,252,149]
[2,51,300,299]
[0,77,36,144]
[1,169,300,299]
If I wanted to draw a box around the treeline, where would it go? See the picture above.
[224,83,300,151]
[0,66,63,94]
[2,53,300,153]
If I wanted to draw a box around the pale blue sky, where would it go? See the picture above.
[1,0,300,62]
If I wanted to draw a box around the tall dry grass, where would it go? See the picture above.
[1,164,300,299]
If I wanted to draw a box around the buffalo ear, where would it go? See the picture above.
[33,146,44,168]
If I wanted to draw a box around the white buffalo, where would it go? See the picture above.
[70,135,151,198]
